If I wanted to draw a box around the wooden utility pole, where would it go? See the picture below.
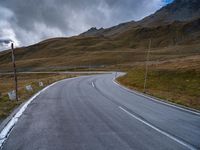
[11,43,18,101]
[143,39,151,93]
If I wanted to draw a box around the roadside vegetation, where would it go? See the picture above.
[118,65,200,110]
[0,73,75,119]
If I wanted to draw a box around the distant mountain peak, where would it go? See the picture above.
[80,0,200,37]
[140,0,200,26]
[88,27,97,31]
[80,27,104,36]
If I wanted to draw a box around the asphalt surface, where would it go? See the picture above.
[2,73,200,150]
[0,71,112,75]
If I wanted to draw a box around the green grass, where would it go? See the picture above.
[118,68,200,110]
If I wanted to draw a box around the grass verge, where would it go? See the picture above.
[0,73,76,119]
[117,68,200,110]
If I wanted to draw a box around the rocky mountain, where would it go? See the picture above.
[80,21,136,37]
[139,0,200,27]
[81,0,200,36]
[80,27,105,36]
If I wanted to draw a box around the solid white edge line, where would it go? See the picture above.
[119,106,196,150]
[112,77,200,116]
[0,76,86,148]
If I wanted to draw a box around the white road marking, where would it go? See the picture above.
[113,78,200,116]
[92,82,95,88]
[0,81,60,147]
[119,106,197,150]
[0,76,87,148]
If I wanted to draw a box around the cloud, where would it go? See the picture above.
[0,39,12,49]
[0,6,19,50]
[0,0,169,51]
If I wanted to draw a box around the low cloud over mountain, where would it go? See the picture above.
[0,0,171,51]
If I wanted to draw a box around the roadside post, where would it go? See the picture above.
[8,90,16,101]
[39,82,44,87]
[11,43,18,101]
[25,85,33,92]
[143,39,151,93]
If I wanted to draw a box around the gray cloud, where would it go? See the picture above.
[0,39,12,44]
[0,0,169,51]
[0,38,12,50]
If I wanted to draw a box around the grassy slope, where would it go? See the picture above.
[118,58,200,110]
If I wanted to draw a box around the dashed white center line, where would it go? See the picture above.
[119,106,196,150]
[92,82,95,88]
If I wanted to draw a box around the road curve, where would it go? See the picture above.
[2,73,200,150]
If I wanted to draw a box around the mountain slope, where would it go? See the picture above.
[139,0,200,27]
[81,0,200,37]
[80,21,136,37]
[0,0,200,72]
[0,18,200,72]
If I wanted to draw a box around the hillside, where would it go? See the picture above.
[0,0,200,72]
[80,21,136,37]
[81,0,200,36]
[139,0,200,27]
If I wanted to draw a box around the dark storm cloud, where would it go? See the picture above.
[0,39,12,47]
[0,0,168,51]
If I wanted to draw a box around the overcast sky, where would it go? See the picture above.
[0,0,173,51]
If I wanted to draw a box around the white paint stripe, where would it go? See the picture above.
[92,82,95,88]
[119,106,197,150]
[0,81,57,147]
[0,76,87,148]
[113,78,200,116]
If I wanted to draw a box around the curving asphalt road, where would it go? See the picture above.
[2,73,200,150]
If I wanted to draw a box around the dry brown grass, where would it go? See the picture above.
[0,73,75,119]
[117,57,200,110]
[0,44,199,72]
